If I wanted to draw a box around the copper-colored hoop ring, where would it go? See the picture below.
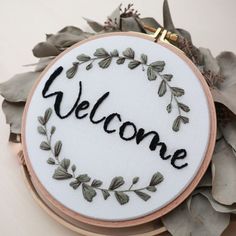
[22,32,217,228]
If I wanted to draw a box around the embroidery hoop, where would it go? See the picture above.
[21,31,217,228]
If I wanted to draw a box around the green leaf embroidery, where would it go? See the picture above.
[102,189,110,200]
[94,48,109,58]
[76,54,91,62]
[163,74,173,81]
[122,47,134,59]
[150,61,165,72]
[171,87,185,97]
[141,54,148,64]
[77,174,91,183]
[66,63,79,79]
[60,158,70,171]
[132,177,139,185]
[134,190,151,201]
[128,60,141,69]
[47,157,55,165]
[54,140,62,157]
[147,66,157,81]
[37,126,46,135]
[70,180,81,189]
[82,183,97,202]
[146,186,157,192]
[38,116,45,125]
[115,191,129,205]
[178,103,190,112]
[116,57,125,64]
[40,141,50,150]
[53,166,73,180]
[109,176,125,190]
[158,80,167,97]
[91,179,103,187]
[150,172,164,186]
[98,57,112,68]
[44,108,52,123]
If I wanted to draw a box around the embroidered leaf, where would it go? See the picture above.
[128,60,141,69]
[54,140,62,157]
[146,186,157,192]
[77,174,91,183]
[172,116,181,132]
[47,157,55,165]
[116,57,125,64]
[94,48,109,58]
[98,57,112,68]
[171,87,185,97]
[44,108,52,123]
[147,66,157,81]
[167,103,172,113]
[82,183,97,202]
[180,116,189,124]
[110,49,119,57]
[71,164,76,172]
[122,48,134,59]
[178,103,190,112]
[86,63,93,70]
[38,116,45,125]
[141,54,148,64]
[132,177,139,185]
[53,166,72,180]
[150,172,164,186]
[134,190,151,201]
[158,80,167,97]
[69,180,81,189]
[60,158,70,171]
[163,74,173,81]
[91,179,103,187]
[50,126,56,134]
[102,189,110,200]
[37,126,46,135]
[115,191,129,205]
[66,63,78,79]
[40,141,50,150]
[109,176,125,190]
[150,61,165,72]
[76,54,91,62]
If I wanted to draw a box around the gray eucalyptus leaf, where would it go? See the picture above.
[132,177,139,185]
[91,179,103,188]
[128,60,141,69]
[98,57,112,68]
[60,158,70,171]
[149,172,164,186]
[102,189,110,200]
[121,17,142,32]
[171,87,185,97]
[44,108,52,123]
[33,42,61,58]
[70,180,81,189]
[37,126,46,135]
[115,191,129,205]
[76,53,91,62]
[116,57,125,64]
[77,174,91,183]
[158,80,167,97]
[66,64,78,79]
[54,140,62,157]
[122,48,134,59]
[47,157,55,165]
[40,141,50,150]
[94,48,109,58]
[83,17,104,32]
[147,66,157,81]
[109,176,124,190]
[146,186,157,192]
[82,183,96,202]
[134,190,151,201]
[53,166,72,180]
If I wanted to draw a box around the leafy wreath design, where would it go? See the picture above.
[66,47,190,132]
[38,108,164,205]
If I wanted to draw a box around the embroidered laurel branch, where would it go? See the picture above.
[37,108,164,205]
[66,47,190,132]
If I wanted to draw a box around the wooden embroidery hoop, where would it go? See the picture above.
[21,32,217,231]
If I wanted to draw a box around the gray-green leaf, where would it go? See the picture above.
[50,126,56,134]
[94,48,109,58]
[53,166,72,180]
[76,54,91,62]
[98,57,112,68]
[44,108,52,123]
[122,48,134,59]
[110,49,119,57]
[40,141,50,150]
[171,87,185,97]
[128,60,141,69]
[141,54,147,64]
[158,80,167,97]
[38,116,45,125]
[109,176,124,190]
[47,157,55,165]
[71,164,76,172]
[116,57,125,64]
[69,180,81,189]
[60,158,70,171]
[77,174,91,183]
[86,63,93,70]
[37,126,46,135]
[115,191,129,205]
[146,186,157,192]
[147,66,157,81]
[102,189,110,200]
[54,140,62,157]
[150,61,165,72]
[178,103,190,112]
[134,190,151,201]
[167,103,172,113]
[82,183,96,202]
[163,74,173,81]
[66,63,78,79]
[91,179,103,187]
[150,172,164,186]
[132,177,139,185]
[180,116,189,124]
[172,116,181,132]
